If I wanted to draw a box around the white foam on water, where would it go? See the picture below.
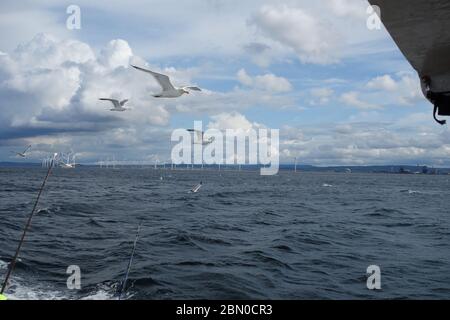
[80,283,117,300]
[400,189,424,195]
[80,289,115,300]
[1,259,118,300]
[4,280,117,300]
[3,279,67,300]
[322,183,333,187]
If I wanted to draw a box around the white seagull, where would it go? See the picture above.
[99,98,130,112]
[187,129,215,145]
[131,65,201,98]
[57,152,76,169]
[11,145,31,158]
[190,181,203,193]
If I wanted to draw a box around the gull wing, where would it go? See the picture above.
[187,129,204,143]
[99,98,120,108]
[120,99,129,106]
[22,145,31,154]
[131,65,175,91]
[183,86,202,91]
[369,0,450,91]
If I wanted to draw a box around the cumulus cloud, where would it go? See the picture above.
[250,4,342,65]
[236,68,292,92]
[0,0,389,69]
[242,42,274,67]
[309,88,334,105]
[279,120,450,166]
[99,39,133,69]
[0,33,296,163]
[340,91,381,110]
[0,1,444,166]
[328,0,368,19]
[366,73,424,105]
[208,111,260,131]
[0,33,183,149]
[206,111,279,165]
[367,75,398,91]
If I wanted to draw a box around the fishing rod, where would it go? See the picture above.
[1,153,57,296]
[117,222,142,300]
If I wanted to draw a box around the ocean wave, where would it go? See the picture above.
[1,168,449,299]
[80,283,117,300]
[243,250,292,270]
[175,260,216,267]
[370,207,407,217]
[87,218,104,228]
[272,244,294,252]
[0,277,66,300]
[36,206,61,215]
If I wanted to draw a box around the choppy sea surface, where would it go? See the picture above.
[0,167,449,300]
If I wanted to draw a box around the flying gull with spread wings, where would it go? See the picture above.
[11,145,31,158]
[131,65,201,98]
[187,129,215,145]
[99,98,130,112]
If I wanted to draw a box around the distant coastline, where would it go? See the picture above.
[1,162,449,175]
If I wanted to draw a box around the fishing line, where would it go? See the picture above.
[117,221,142,300]
[1,154,57,295]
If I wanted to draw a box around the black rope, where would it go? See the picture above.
[1,158,55,294]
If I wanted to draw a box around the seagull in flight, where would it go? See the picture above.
[11,145,31,158]
[190,181,203,193]
[187,129,215,145]
[131,65,202,98]
[99,98,130,112]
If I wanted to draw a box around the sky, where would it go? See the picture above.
[1,0,449,166]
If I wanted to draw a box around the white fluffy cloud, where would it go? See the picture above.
[335,72,424,112]
[328,0,368,19]
[208,111,260,131]
[367,75,398,91]
[0,33,296,163]
[99,39,133,69]
[1,1,446,166]
[206,111,280,165]
[366,73,423,105]
[237,68,292,92]
[340,91,381,110]
[309,88,334,105]
[0,33,182,144]
[251,4,342,64]
[280,120,450,166]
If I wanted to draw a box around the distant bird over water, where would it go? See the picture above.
[131,65,202,98]
[99,98,130,112]
[187,129,215,145]
[11,145,31,158]
[190,181,203,193]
